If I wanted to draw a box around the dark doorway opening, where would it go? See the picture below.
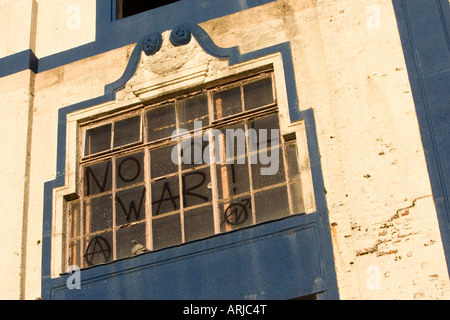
[117,0,182,19]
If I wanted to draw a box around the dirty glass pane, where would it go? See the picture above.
[184,205,215,242]
[182,167,212,208]
[115,185,146,226]
[116,222,147,260]
[178,93,209,131]
[180,139,210,170]
[151,175,179,216]
[150,145,179,179]
[285,142,300,181]
[68,200,80,238]
[84,124,111,156]
[152,213,182,250]
[247,114,280,151]
[216,161,250,199]
[251,147,285,190]
[69,239,81,267]
[113,115,141,148]
[290,181,305,214]
[219,196,253,232]
[85,193,113,233]
[146,103,176,142]
[244,77,274,111]
[218,123,246,162]
[254,185,289,223]
[115,151,144,189]
[213,86,242,119]
[84,160,112,196]
[83,232,113,267]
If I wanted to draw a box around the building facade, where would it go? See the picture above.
[1,0,450,300]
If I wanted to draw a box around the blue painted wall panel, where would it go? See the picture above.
[51,217,325,300]
[392,0,450,275]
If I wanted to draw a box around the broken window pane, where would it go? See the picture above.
[84,160,112,196]
[150,145,178,179]
[113,115,141,148]
[184,205,215,242]
[219,196,253,232]
[115,185,146,226]
[152,213,182,250]
[244,77,274,111]
[254,185,289,223]
[213,86,242,119]
[151,175,179,216]
[178,93,209,131]
[115,151,144,189]
[85,193,113,233]
[84,124,111,156]
[146,103,176,142]
[116,223,146,260]
[218,123,246,162]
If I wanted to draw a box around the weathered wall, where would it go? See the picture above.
[0,0,449,299]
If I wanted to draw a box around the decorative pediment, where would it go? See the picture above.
[114,24,235,102]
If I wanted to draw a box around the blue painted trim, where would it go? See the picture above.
[41,23,339,300]
[0,49,38,77]
[392,0,450,277]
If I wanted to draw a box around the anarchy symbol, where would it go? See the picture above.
[84,236,112,266]
[222,198,252,226]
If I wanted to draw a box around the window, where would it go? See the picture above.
[66,72,306,268]
[116,0,182,19]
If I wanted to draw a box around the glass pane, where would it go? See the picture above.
[290,181,305,214]
[254,185,289,223]
[216,161,250,199]
[217,123,246,163]
[84,193,113,233]
[219,196,253,232]
[244,77,274,110]
[84,160,112,196]
[184,205,215,242]
[68,239,81,267]
[150,145,179,179]
[113,115,141,147]
[68,200,80,238]
[83,232,113,267]
[146,103,176,142]
[180,139,210,170]
[152,213,182,250]
[116,223,147,259]
[115,151,144,189]
[182,167,212,208]
[213,86,242,119]
[247,114,280,154]
[115,185,146,226]
[285,142,300,181]
[84,124,111,156]
[151,175,179,216]
[178,93,209,131]
[251,147,285,189]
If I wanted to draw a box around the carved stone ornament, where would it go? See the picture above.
[115,25,229,103]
